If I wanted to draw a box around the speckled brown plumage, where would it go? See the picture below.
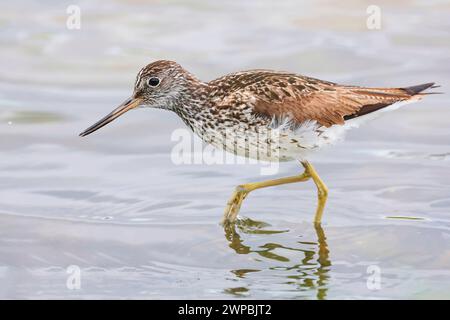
[80,60,437,161]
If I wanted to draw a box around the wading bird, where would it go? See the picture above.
[80,60,437,225]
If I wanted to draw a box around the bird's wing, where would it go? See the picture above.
[211,71,435,127]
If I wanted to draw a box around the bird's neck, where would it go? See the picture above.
[172,82,212,132]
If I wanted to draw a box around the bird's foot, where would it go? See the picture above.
[222,186,248,225]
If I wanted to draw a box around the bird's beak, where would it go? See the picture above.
[79,97,142,137]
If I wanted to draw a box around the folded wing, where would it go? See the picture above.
[213,71,436,127]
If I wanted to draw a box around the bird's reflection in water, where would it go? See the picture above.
[224,218,331,299]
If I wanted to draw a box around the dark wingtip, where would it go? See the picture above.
[403,82,438,95]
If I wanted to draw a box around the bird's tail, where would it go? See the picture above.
[402,82,441,97]
[343,82,440,121]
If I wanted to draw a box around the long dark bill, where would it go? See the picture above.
[79,97,142,137]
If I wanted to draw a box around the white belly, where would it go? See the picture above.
[192,119,347,162]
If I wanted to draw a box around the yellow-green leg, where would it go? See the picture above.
[222,161,328,225]
[302,161,328,224]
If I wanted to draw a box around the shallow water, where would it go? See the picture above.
[0,0,449,299]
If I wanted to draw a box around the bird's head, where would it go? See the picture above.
[79,60,199,137]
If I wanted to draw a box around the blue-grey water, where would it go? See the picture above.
[0,0,449,299]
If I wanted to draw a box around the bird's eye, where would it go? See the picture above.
[147,77,160,87]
